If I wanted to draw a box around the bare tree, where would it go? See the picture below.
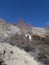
[25,23,32,35]
[45,23,49,43]
[17,19,26,34]
[17,19,24,28]
[45,22,49,35]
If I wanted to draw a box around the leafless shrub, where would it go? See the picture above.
[45,23,49,43]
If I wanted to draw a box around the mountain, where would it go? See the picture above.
[0,19,20,42]
[0,19,46,39]
[0,19,49,65]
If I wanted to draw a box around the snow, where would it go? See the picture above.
[0,43,41,65]
[25,33,32,41]
[0,21,20,40]
[32,27,45,35]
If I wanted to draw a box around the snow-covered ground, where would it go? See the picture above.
[0,19,46,40]
[32,27,45,34]
[0,19,20,42]
[0,43,43,65]
[0,19,46,65]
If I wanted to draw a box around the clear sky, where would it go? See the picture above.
[0,0,49,27]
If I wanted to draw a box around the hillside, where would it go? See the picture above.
[0,19,49,65]
[0,43,41,65]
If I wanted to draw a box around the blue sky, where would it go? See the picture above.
[0,0,49,27]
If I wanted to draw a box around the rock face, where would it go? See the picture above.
[0,43,41,65]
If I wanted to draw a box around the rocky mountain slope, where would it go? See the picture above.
[0,19,20,42]
[0,19,49,65]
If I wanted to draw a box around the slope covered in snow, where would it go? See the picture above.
[32,27,45,34]
[0,19,20,42]
[0,43,42,65]
[0,19,49,65]
[0,19,46,40]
